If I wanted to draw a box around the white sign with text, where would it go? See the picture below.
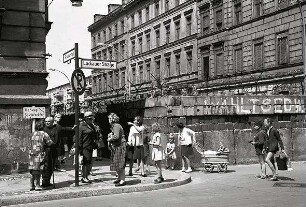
[23,107,46,119]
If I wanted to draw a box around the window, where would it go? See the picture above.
[120,42,125,60]
[97,51,101,60]
[138,10,142,25]
[103,74,107,91]
[277,33,288,65]
[121,70,125,87]
[138,37,143,53]
[98,76,102,92]
[278,0,290,9]
[146,62,151,81]
[131,14,135,29]
[165,25,170,44]
[131,40,136,56]
[109,48,113,60]
[93,77,97,94]
[145,6,150,21]
[155,29,160,47]
[109,73,113,91]
[139,65,144,83]
[200,4,210,35]
[92,36,96,47]
[186,51,193,72]
[165,56,171,77]
[103,49,107,60]
[175,20,180,40]
[114,44,119,61]
[121,19,125,34]
[103,30,106,42]
[165,0,170,11]
[214,0,223,31]
[97,33,101,43]
[201,48,210,81]
[175,0,180,7]
[114,72,119,89]
[234,44,243,73]
[132,67,136,84]
[254,0,263,18]
[155,1,160,17]
[114,24,118,37]
[109,27,112,39]
[155,59,161,79]
[214,44,224,76]
[175,54,181,75]
[234,0,242,25]
[146,33,151,51]
[253,38,263,70]
[186,16,192,36]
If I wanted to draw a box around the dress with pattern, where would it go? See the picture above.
[28,131,53,171]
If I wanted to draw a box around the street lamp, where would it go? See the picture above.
[48,68,71,85]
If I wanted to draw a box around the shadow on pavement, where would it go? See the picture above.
[273,182,306,188]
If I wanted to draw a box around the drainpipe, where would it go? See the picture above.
[298,0,306,95]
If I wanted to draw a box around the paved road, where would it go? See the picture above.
[11,162,306,207]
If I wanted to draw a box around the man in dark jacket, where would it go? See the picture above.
[263,118,284,181]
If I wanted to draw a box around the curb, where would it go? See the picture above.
[0,173,191,206]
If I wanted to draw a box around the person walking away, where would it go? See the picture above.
[177,122,196,173]
[165,133,177,170]
[77,111,98,183]
[250,121,267,179]
[263,118,285,181]
[29,120,54,191]
[107,113,127,187]
[150,123,164,184]
[127,116,147,177]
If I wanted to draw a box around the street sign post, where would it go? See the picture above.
[63,48,75,63]
[81,59,117,70]
[71,69,86,95]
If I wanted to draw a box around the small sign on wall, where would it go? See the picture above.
[23,107,46,119]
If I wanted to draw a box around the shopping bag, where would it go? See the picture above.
[92,149,97,158]
[276,154,288,170]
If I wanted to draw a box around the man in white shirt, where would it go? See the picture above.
[177,122,196,173]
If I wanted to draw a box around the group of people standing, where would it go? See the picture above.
[251,118,290,181]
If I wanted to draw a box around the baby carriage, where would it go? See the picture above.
[201,150,229,173]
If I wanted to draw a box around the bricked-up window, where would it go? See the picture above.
[234,0,242,25]
[131,14,135,29]
[103,74,107,91]
[254,0,263,18]
[155,59,161,79]
[146,62,151,81]
[121,69,126,87]
[214,43,224,76]
[278,0,290,9]
[200,4,210,35]
[253,38,264,70]
[186,50,193,72]
[139,64,144,83]
[121,19,125,34]
[114,24,118,37]
[155,1,160,17]
[155,29,160,47]
[165,25,170,44]
[114,72,119,89]
[175,20,180,40]
[186,15,192,36]
[234,44,243,73]
[165,0,170,11]
[109,27,112,39]
[138,10,142,25]
[132,66,136,84]
[109,72,113,91]
[165,55,171,77]
[201,47,210,81]
[175,53,181,75]
[146,33,151,51]
[145,6,150,21]
[139,37,143,53]
[131,40,136,56]
[277,33,289,65]
[213,0,223,31]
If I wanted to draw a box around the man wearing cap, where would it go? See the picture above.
[250,121,267,179]
[77,111,98,183]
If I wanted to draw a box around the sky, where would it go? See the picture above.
[46,0,121,90]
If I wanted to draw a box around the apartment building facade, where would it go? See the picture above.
[88,0,199,111]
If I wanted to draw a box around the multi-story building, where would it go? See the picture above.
[88,0,198,111]
[196,0,304,96]
[0,0,52,171]
[46,76,93,115]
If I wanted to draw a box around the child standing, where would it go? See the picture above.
[166,133,177,170]
[150,123,164,184]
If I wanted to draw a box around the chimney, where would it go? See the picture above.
[108,4,121,14]
[94,14,105,22]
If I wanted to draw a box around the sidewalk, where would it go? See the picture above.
[0,158,191,206]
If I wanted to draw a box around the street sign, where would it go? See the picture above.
[81,59,117,70]
[63,48,75,63]
[71,69,86,95]
[23,107,46,119]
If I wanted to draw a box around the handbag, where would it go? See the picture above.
[276,152,288,171]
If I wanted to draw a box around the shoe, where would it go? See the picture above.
[35,186,43,191]
[30,187,35,191]
[260,175,267,179]
[160,177,164,182]
[270,177,278,181]
[154,177,162,184]
[134,168,140,172]
[288,168,293,171]
[41,183,53,188]
[113,179,120,184]
[128,171,133,176]
[141,174,147,177]
[171,167,175,170]
[57,168,66,172]
[180,169,186,172]
[90,172,96,176]
[81,178,90,183]
[165,166,169,169]
[115,181,126,187]
[185,168,192,173]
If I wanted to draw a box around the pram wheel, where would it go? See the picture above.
[217,163,227,173]
[204,164,214,173]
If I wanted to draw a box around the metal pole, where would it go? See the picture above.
[299,0,306,95]
[74,43,80,186]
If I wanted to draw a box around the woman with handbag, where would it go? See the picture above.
[107,113,126,187]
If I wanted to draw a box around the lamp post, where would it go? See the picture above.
[48,68,71,85]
